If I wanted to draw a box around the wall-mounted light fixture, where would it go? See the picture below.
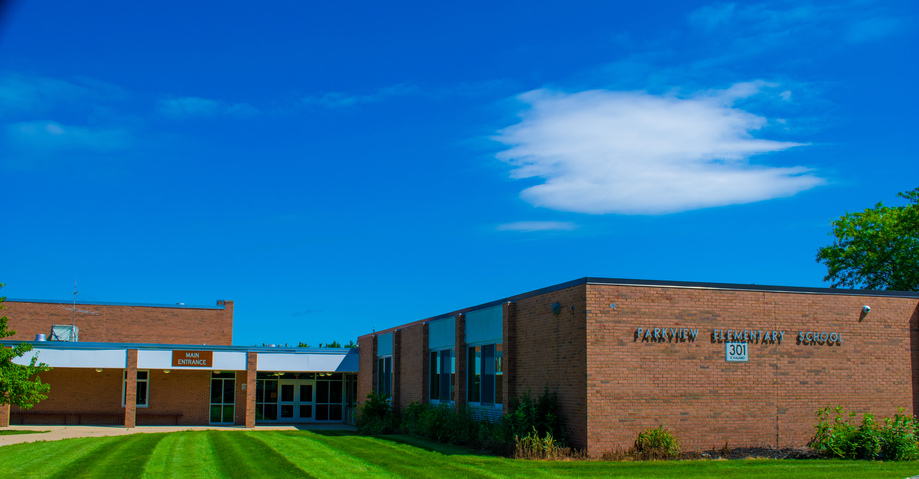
[95,368,103,373]
[163,370,171,374]
[610,303,617,309]
[862,305,871,314]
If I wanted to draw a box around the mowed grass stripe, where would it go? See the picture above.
[302,432,500,479]
[0,435,117,479]
[145,431,222,479]
[209,431,314,479]
[257,431,396,479]
[48,433,165,479]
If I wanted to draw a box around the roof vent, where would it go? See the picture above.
[35,334,46,341]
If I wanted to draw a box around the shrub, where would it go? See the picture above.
[514,427,564,460]
[357,392,397,435]
[633,425,681,460]
[811,406,919,460]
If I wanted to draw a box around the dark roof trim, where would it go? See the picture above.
[4,298,227,310]
[359,277,919,339]
[0,340,355,354]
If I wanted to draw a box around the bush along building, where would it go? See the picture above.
[0,298,357,428]
[357,277,919,456]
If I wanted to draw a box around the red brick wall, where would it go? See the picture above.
[396,324,425,411]
[10,368,213,425]
[356,336,374,410]
[585,284,919,454]
[2,300,233,345]
[514,285,589,450]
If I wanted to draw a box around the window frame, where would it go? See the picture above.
[122,370,150,408]
[466,342,503,409]
[428,347,455,404]
[376,355,393,397]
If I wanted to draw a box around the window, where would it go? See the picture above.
[376,356,392,396]
[210,372,236,424]
[255,375,279,421]
[429,349,455,402]
[467,343,502,407]
[122,370,149,407]
[315,374,344,421]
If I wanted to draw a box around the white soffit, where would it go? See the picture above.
[13,348,127,369]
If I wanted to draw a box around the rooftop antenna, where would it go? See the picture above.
[59,281,99,327]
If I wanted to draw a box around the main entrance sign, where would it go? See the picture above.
[172,350,214,367]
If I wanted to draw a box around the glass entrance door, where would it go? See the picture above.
[278,380,316,422]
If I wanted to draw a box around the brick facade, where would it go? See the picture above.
[2,300,233,345]
[358,278,919,456]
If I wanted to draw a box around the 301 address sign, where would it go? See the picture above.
[725,342,748,362]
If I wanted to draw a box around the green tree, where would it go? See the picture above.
[817,188,919,291]
[320,340,342,348]
[0,283,52,409]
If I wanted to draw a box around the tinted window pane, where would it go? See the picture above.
[210,405,221,423]
[316,405,329,421]
[223,379,235,404]
[136,382,148,406]
[429,351,439,400]
[300,384,313,402]
[223,405,234,423]
[300,405,312,418]
[211,380,222,403]
[264,404,278,421]
[467,347,480,403]
[317,381,329,403]
[330,381,343,403]
[255,405,265,421]
[281,405,294,418]
[266,380,278,401]
[281,384,294,402]
[330,405,342,421]
[482,344,495,405]
[137,371,148,380]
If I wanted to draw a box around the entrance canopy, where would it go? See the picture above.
[2,341,359,373]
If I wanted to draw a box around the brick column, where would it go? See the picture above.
[245,351,257,428]
[392,330,402,410]
[421,323,430,404]
[371,336,378,394]
[0,403,9,427]
[455,314,466,407]
[124,349,138,428]
[502,301,517,411]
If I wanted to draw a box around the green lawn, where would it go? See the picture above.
[0,430,918,478]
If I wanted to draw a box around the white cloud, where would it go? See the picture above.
[302,83,421,108]
[494,83,823,215]
[5,120,130,154]
[496,221,578,232]
[158,96,260,119]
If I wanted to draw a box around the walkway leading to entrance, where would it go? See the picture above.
[0,423,356,447]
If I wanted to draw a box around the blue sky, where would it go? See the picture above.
[1,0,916,346]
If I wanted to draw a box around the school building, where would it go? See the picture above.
[2,277,918,456]
[358,277,919,455]
[0,298,358,428]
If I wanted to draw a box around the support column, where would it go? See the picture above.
[421,323,430,404]
[392,329,402,411]
[455,314,466,407]
[245,352,257,428]
[502,301,517,411]
[371,336,378,393]
[124,349,138,428]
[0,403,9,427]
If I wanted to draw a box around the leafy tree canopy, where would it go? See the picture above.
[816,188,919,291]
[0,283,52,408]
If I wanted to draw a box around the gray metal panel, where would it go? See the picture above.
[428,316,455,350]
[377,332,393,357]
[465,305,503,345]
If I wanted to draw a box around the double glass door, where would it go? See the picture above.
[279,380,315,422]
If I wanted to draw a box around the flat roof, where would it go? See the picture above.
[360,276,919,339]
[4,298,227,310]
[0,340,354,354]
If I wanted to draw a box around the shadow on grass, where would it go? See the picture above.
[374,434,495,457]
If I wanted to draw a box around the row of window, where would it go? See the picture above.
[377,342,503,407]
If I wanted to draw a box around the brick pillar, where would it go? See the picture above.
[124,349,138,428]
[0,403,9,427]
[455,314,466,407]
[245,351,257,428]
[392,329,402,410]
[421,323,430,404]
[371,336,378,394]
[502,301,517,411]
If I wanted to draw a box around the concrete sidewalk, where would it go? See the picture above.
[0,423,356,447]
